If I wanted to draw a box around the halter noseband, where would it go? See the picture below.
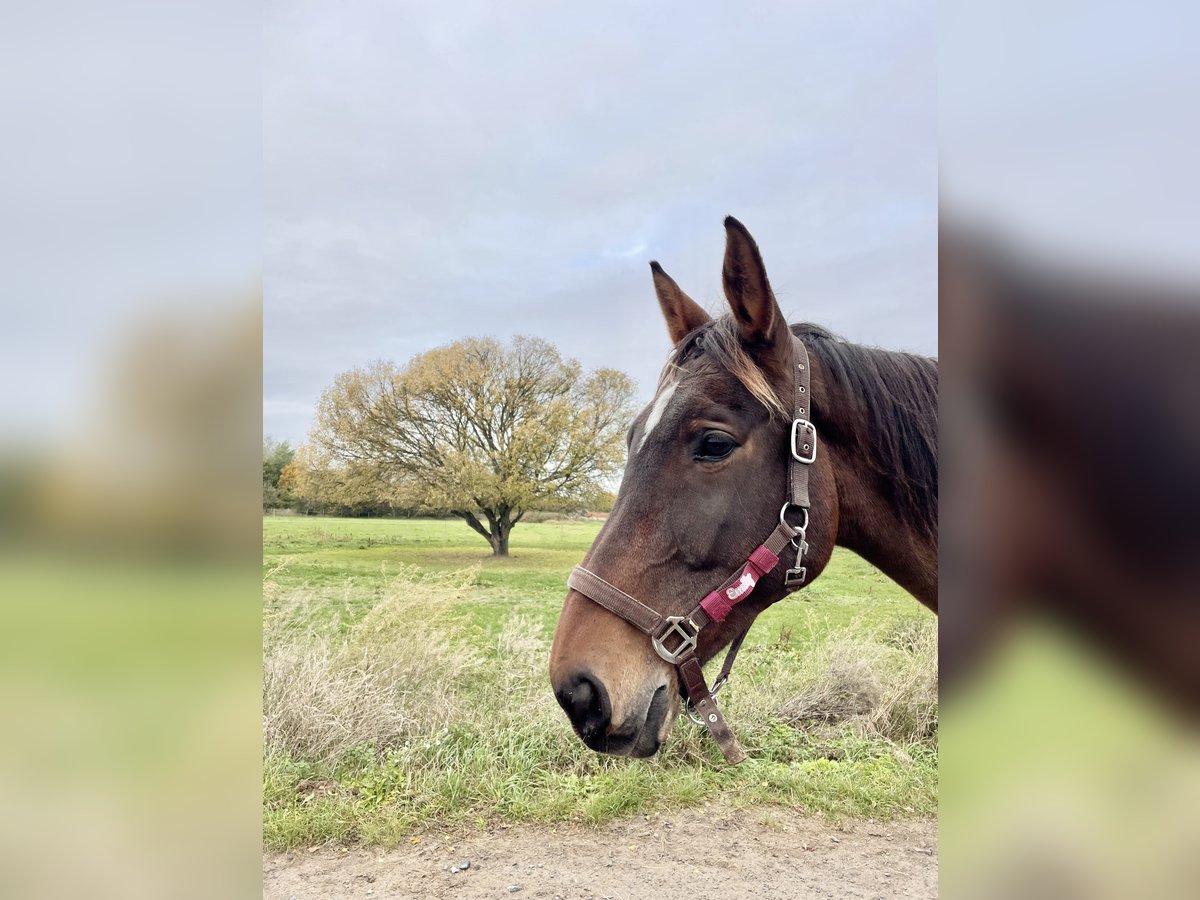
[567,335,817,764]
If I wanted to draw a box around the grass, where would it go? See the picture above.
[262,515,937,848]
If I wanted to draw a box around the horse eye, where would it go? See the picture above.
[695,431,737,462]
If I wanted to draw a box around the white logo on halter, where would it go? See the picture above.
[725,571,756,601]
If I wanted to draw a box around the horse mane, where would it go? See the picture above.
[672,317,939,540]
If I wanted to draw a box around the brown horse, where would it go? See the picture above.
[549,217,938,758]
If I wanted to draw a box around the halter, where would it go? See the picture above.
[567,335,817,764]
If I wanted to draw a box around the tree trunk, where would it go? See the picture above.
[461,507,519,556]
[488,513,513,556]
[489,528,510,557]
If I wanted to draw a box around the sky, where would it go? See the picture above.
[264,1,937,446]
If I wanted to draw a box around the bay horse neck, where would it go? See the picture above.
[796,325,939,612]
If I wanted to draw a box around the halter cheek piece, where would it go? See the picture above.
[567,336,817,764]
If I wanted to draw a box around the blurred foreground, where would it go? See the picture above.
[940,2,1200,893]
[0,4,260,897]
[0,297,262,900]
[939,228,1200,896]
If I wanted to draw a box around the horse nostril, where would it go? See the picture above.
[556,671,611,741]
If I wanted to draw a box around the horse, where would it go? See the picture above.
[549,216,938,760]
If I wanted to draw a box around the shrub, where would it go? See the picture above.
[779,618,937,745]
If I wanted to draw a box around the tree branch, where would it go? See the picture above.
[457,510,491,540]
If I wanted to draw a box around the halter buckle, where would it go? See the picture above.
[790,418,817,464]
[779,503,809,537]
[686,678,728,726]
[784,565,808,587]
[652,616,699,665]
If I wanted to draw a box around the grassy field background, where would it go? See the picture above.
[263,516,937,848]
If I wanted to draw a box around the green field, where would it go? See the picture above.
[263,516,937,847]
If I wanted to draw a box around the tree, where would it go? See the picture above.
[309,336,635,555]
[263,437,295,510]
[279,444,392,516]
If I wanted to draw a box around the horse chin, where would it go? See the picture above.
[626,736,661,758]
[601,682,676,758]
[625,683,677,757]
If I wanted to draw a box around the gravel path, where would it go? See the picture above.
[264,805,937,899]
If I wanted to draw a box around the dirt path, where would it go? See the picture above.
[264,805,937,899]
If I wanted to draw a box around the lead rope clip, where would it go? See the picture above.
[785,530,809,587]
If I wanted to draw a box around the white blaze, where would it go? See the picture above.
[636,380,678,453]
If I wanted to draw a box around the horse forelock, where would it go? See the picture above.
[665,317,789,419]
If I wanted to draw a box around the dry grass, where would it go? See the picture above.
[264,569,937,771]
[779,618,938,745]
[263,566,483,764]
[494,613,552,698]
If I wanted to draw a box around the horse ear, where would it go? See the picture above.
[650,261,711,345]
[721,216,788,349]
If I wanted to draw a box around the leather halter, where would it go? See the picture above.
[567,335,817,764]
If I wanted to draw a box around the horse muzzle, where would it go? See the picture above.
[552,669,677,757]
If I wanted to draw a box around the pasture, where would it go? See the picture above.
[263,516,936,848]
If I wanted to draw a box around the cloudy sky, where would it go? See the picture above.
[265,1,936,446]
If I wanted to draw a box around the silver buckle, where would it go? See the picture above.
[790,418,817,464]
[652,616,699,665]
[687,695,720,726]
[779,503,809,536]
[686,682,727,726]
[784,565,807,587]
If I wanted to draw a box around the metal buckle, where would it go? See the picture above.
[784,565,807,587]
[686,702,708,726]
[779,503,809,536]
[652,616,699,665]
[686,683,727,726]
[790,418,817,463]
